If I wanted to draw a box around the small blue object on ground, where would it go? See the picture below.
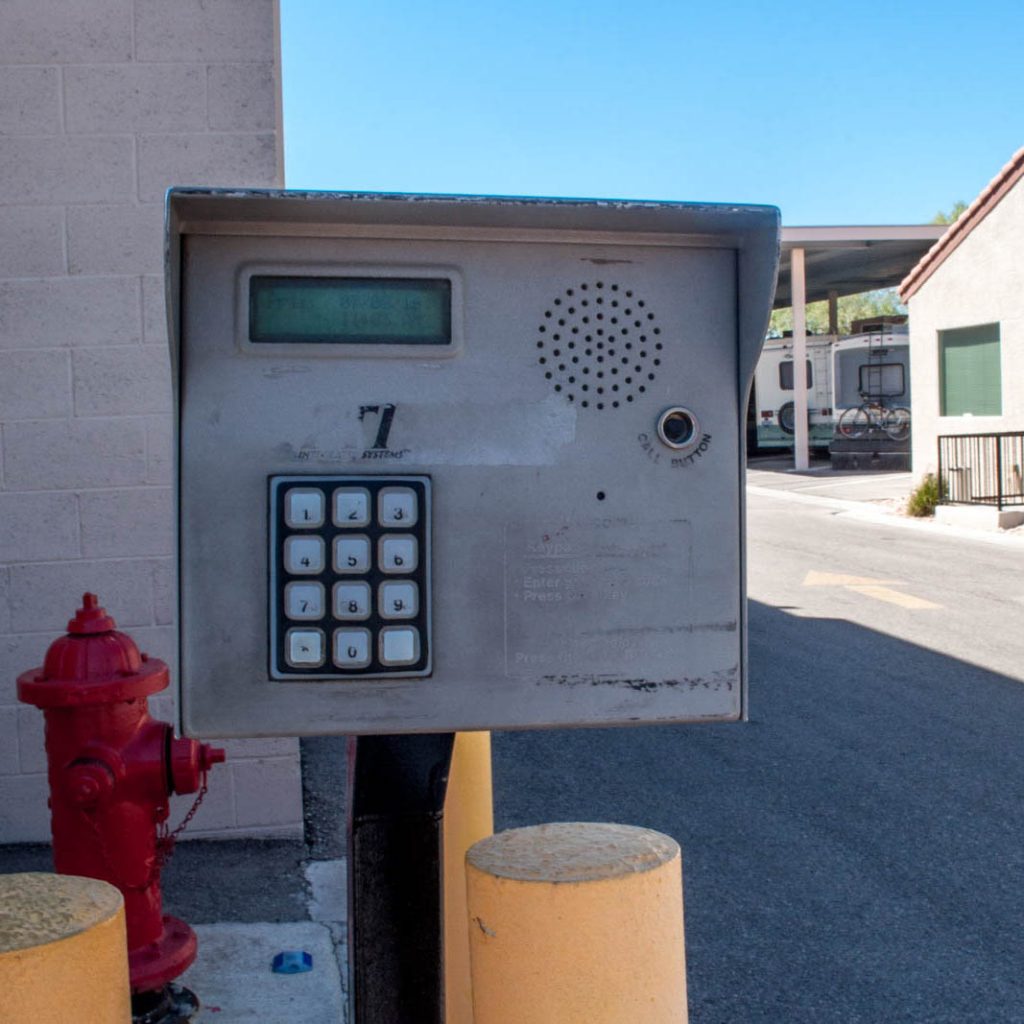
[272,950,314,974]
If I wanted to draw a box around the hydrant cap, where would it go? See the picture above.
[68,592,117,635]
[17,593,168,707]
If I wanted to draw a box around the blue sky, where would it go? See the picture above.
[281,1,1024,225]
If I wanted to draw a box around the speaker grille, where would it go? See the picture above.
[535,280,662,410]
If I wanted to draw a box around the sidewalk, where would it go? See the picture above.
[0,840,350,1022]
[746,455,1024,546]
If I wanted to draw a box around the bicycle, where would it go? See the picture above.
[837,392,911,441]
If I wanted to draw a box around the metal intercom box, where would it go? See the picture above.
[168,189,778,737]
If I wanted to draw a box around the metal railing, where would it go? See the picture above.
[937,432,1024,509]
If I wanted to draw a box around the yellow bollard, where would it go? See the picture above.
[0,872,131,1024]
[466,822,688,1024]
[444,730,495,1024]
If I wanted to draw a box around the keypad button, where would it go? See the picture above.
[284,582,325,620]
[334,535,371,573]
[334,581,371,620]
[286,628,325,667]
[379,487,418,527]
[334,488,370,528]
[380,627,420,666]
[379,535,418,574]
[379,581,418,620]
[285,488,325,528]
[284,535,325,574]
[334,628,371,669]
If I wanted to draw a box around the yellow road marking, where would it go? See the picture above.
[846,585,942,610]
[802,570,942,610]
[803,571,899,587]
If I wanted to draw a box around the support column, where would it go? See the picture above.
[791,247,809,470]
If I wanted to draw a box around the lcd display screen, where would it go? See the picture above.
[249,276,451,345]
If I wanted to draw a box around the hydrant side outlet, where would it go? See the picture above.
[16,593,226,994]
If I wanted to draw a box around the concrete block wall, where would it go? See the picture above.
[0,0,303,842]
[908,176,1024,479]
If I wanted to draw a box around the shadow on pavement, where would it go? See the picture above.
[493,600,1024,1024]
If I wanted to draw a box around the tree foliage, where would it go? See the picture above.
[768,288,905,337]
[930,200,968,224]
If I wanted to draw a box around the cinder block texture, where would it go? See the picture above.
[0,277,142,350]
[0,350,72,419]
[79,487,173,558]
[0,67,60,133]
[135,0,278,63]
[73,345,172,416]
[138,133,278,202]
[0,492,79,563]
[65,64,207,134]
[0,137,134,204]
[0,706,20,775]
[0,0,132,64]
[7,558,155,633]
[0,0,295,844]
[233,757,305,828]
[67,204,165,275]
[207,63,278,131]
[0,207,65,278]
[0,773,51,842]
[16,706,47,774]
[142,275,167,342]
[3,418,147,490]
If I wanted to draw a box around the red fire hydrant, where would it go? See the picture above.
[17,593,225,999]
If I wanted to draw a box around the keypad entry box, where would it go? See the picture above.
[168,189,779,738]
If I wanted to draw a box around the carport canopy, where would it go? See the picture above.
[775,225,945,308]
[774,223,945,470]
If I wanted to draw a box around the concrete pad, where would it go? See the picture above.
[181,922,346,1022]
[935,504,1024,531]
[305,857,347,924]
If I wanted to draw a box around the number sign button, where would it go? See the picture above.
[334,488,370,527]
[379,487,418,527]
[334,628,371,669]
[334,582,371,620]
[284,536,325,574]
[285,582,325,620]
[334,535,371,573]
[285,488,324,528]
[379,535,417,574]
[379,581,418,620]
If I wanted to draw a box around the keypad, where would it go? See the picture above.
[270,475,430,679]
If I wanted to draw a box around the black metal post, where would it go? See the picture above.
[996,435,1004,510]
[347,732,456,1024]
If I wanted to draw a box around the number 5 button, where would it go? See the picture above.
[334,535,371,573]
[380,581,418,619]
[379,535,417,573]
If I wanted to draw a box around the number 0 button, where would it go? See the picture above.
[334,628,371,669]
[379,535,418,574]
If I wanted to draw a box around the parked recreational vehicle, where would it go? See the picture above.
[753,335,834,449]
[832,321,911,419]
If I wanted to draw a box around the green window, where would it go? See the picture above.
[939,323,1002,416]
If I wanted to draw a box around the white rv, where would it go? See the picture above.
[831,322,911,420]
[753,335,834,449]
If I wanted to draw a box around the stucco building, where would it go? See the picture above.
[900,147,1024,526]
